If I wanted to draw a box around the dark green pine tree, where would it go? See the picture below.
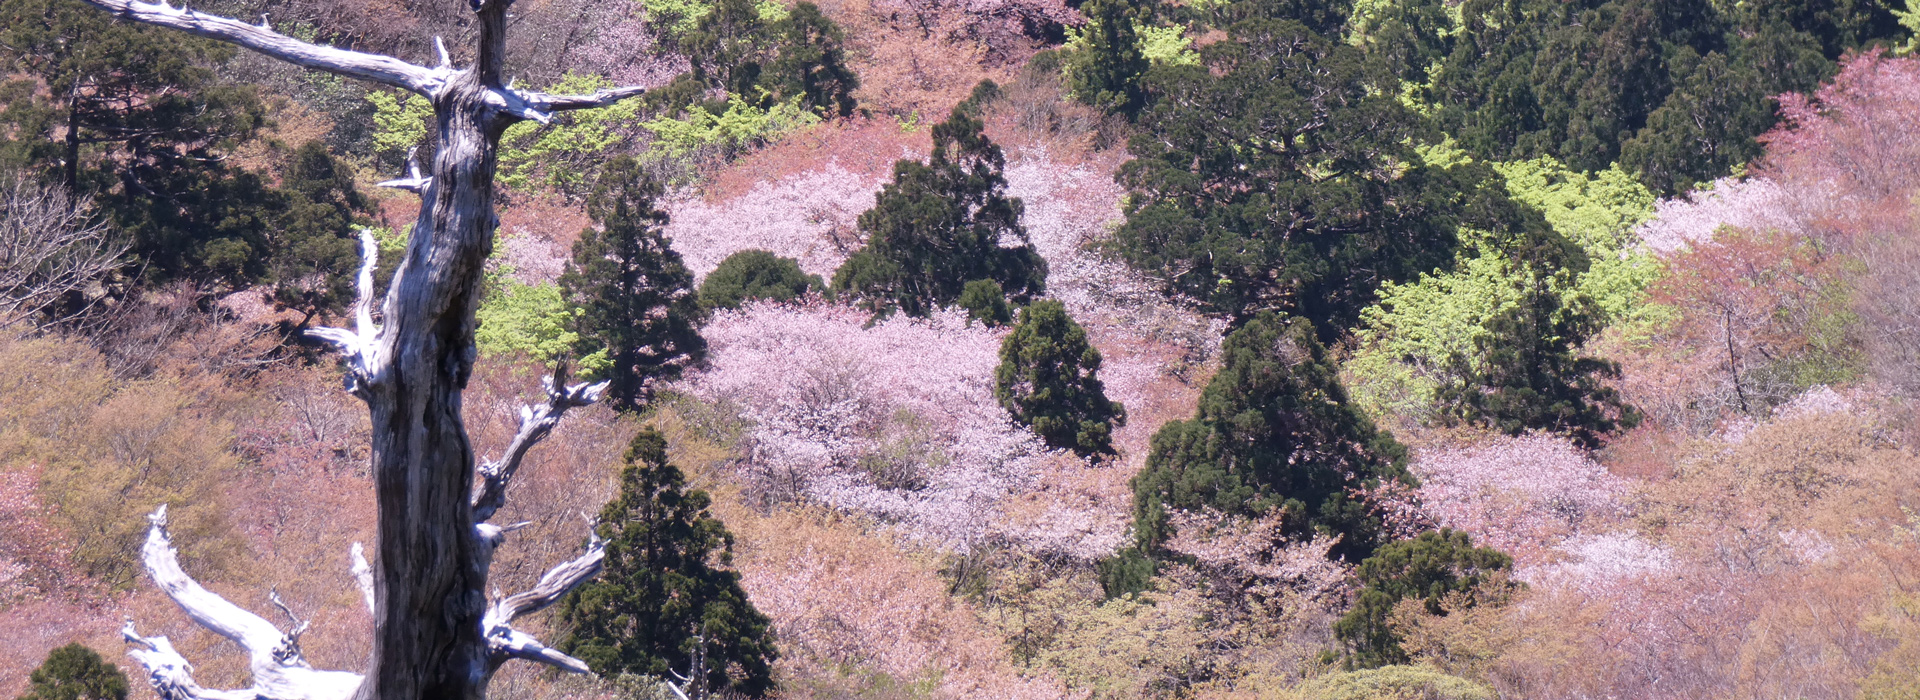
[957,278,1013,327]
[558,428,778,697]
[268,140,375,319]
[18,643,128,700]
[832,89,1046,317]
[1437,266,1640,451]
[560,157,708,412]
[767,2,861,118]
[698,249,822,310]
[1334,529,1515,669]
[996,300,1127,458]
[1111,14,1483,338]
[0,0,271,288]
[1067,0,1150,117]
[1109,312,1412,594]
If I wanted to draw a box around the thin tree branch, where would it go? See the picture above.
[350,543,375,616]
[73,0,446,96]
[472,364,609,523]
[305,230,382,395]
[480,524,606,674]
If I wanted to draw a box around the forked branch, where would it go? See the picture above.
[473,364,610,523]
[305,230,382,396]
[482,523,606,673]
[126,506,363,700]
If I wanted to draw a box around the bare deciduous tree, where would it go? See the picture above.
[0,178,125,330]
[69,2,651,698]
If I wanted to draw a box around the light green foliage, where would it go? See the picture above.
[499,73,646,194]
[1283,665,1494,700]
[644,0,714,35]
[1138,24,1199,65]
[367,89,432,158]
[639,91,819,161]
[1345,155,1657,421]
[1063,17,1198,68]
[756,0,790,23]
[473,237,599,368]
[1041,584,1208,699]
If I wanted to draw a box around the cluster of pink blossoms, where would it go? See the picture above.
[1411,434,1629,569]
[685,301,1050,551]
[665,162,890,280]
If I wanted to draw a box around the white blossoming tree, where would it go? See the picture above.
[69,2,656,699]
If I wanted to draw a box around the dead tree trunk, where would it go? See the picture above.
[79,2,649,698]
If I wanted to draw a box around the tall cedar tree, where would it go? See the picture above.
[1110,312,1412,593]
[996,300,1127,457]
[832,89,1046,317]
[270,140,375,319]
[698,249,822,310]
[1111,12,1504,338]
[1068,0,1150,117]
[0,0,272,288]
[558,428,777,697]
[1438,267,1640,450]
[560,158,708,412]
[1334,529,1515,669]
[19,643,129,700]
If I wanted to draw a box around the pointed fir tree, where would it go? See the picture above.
[558,428,778,697]
[1334,529,1516,669]
[560,157,708,412]
[18,644,128,700]
[995,300,1127,457]
[1437,267,1640,450]
[1110,312,1412,593]
[1067,0,1150,117]
[832,87,1047,317]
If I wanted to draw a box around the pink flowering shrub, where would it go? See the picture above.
[1411,434,1628,567]
[666,162,890,280]
[685,302,1049,550]
[1635,176,1805,256]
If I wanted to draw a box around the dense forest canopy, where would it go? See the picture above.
[3,0,1920,698]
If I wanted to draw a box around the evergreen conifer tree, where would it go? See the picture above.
[995,300,1126,457]
[1334,529,1515,669]
[832,89,1046,317]
[698,249,821,310]
[18,643,128,700]
[958,278,1013,326]
[558,428,778,697]
[1437,268,1640,450]
[1110,14,1480,337]
[560,157,707,412]
[1067,0,1150,117]
[767,2,861,118]
[0,0,272,288]
[1125,312,1412,568]
[269,141,375,319]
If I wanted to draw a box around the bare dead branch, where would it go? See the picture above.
[72,0,445,96]
[349,543,375,616]
[130,506,363,700]
[304,230,382,395]
[480,523,605,673]
[376,148,432,193]
[0,179,126,330]
[472,364,609,523]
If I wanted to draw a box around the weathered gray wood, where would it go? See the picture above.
[80,2,650,698]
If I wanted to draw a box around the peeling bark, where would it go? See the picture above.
[75,2,649,698]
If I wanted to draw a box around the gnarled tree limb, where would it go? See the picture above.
[481,523,605,673]
[72,0,445,96]
[128,506,363,700]
[472,364,609,523]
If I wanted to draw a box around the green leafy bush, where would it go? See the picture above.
[698,249,821,310]
[18,644,128,700]
[1335,529,1514,669]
